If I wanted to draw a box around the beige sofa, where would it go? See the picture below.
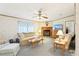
[18,32,43,46]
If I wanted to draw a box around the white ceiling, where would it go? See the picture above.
[0,3,74,21]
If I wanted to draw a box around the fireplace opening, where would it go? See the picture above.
[43,30,50,36]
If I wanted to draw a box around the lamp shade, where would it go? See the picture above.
[56,30,64,36]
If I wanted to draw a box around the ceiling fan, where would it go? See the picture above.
[33,8,48,20]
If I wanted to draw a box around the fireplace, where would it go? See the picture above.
[43,30,50,36]
[41,27,52,37]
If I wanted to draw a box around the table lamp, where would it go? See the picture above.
[56,30,64,41]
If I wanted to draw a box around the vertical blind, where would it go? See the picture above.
[18,21,37,33]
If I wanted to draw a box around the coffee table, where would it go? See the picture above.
[28,38,43,47]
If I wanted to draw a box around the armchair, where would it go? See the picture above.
[53,34,72,55]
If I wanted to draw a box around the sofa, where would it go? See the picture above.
[17,32,43,46]
[0,43,20,56]
[17,32,35,46]
[0,34,20,56]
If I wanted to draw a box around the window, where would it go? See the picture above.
[18,20,37,33]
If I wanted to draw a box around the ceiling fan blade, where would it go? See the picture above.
[42,16,48,19]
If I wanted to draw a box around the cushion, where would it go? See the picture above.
[23,32,35,37]
[17,33,24,39]
[64,34,72,49]
[0,43,9,49]
[68,32,74,37]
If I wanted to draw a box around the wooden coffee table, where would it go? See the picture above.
[28,38,43,47]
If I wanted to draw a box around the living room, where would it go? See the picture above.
[0,3,76,56]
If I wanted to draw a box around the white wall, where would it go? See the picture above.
[75,3,79,55]
[0,16,18,41]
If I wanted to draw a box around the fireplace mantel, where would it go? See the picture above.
[42,27,52,30]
